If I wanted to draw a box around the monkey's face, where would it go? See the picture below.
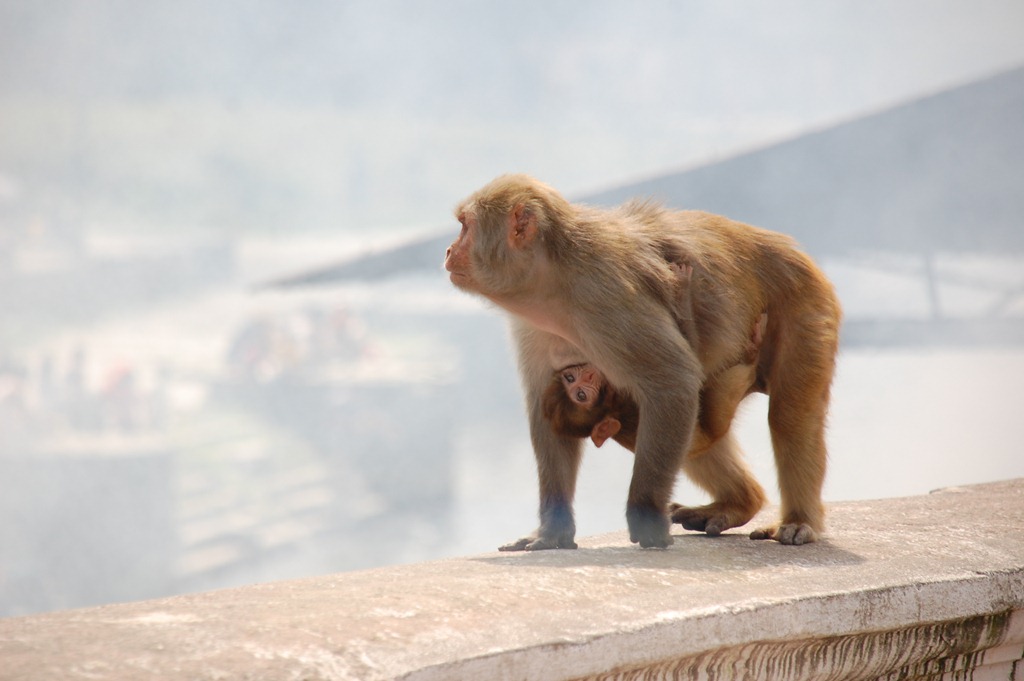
[444,212,477,291]
[560,364,603,409]
[447,182,545,300]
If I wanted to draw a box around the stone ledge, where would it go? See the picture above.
[1,479,1022,681]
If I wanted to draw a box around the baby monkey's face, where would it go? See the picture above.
[559,364,603,409]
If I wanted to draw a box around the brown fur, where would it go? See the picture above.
[445,174,841,549]
[543,314,767,457]
[542,378,640,449]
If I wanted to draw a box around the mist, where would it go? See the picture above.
[1,1,1023,617]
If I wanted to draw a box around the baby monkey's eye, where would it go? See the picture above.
[563,373,575,384]
[576,389,587,403]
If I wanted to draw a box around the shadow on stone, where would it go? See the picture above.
[471,531,867,572]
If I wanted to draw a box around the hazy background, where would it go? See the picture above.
[1,0,1023,617]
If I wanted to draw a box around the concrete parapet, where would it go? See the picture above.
[1,478,1022,680]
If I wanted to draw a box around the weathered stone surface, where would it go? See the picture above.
[573,610,1024,681]
[1,479,1022,681]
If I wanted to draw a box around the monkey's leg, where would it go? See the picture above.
[624,359,705,547]
[672,431,766,536]
[751,335,835,545]
[500,401,583,551]
[687,364,756,457]
[627,389,698,549]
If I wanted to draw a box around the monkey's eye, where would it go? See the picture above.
[563,372,575,384]
[575,389,587,403]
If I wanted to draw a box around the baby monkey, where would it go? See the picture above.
[543,263,767,454]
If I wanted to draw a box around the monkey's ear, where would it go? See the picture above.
[591,417,622,448]
[508,204,538,250]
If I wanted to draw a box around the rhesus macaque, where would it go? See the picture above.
[444,174,841,550]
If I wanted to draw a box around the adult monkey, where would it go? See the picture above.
[444,174,841,549]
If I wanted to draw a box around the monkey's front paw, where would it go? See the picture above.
[749,523,818,545]
[498,536,533,551]
[498,535,577,552]
[626,506,673,549]
[526,536,578,551]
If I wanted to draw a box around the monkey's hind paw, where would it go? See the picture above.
[669,503,747,537]
[749,523,818,545]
